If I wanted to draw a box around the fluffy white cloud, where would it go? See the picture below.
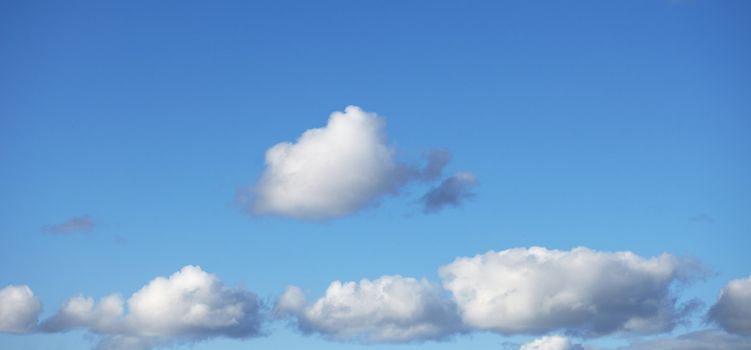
[439,247,702,336]
[0,285,42,333]
[42,266,262,350]
[276,275,463,342]
[244,106,455,219]
[247,106,407,219]
[520,335,581,350]
[708,275,751,336]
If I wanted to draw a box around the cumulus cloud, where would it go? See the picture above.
[41,266,263,350]
[276,275,463,343]
[243,106,453,219]
[41,215,95,235]
[439,247,703,336]
[0,285,42,333]
[707,275,751,336]
[608,330,751,350]
[520,335,582,350]
[421,171,478,213]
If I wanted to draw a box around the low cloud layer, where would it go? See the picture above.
[41,215,95,235]
[609,330,751,350]
[276,276,463,342]
[520,331,751,350]
[275,247,706,343]
[2,247,734,348]
[421,171,478,213]
[439,247,703,336]
[519,335,582,350]
[708,275,751,336]
[40,265,263,350]
[0,285,42,334]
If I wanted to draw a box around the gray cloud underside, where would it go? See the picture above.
[421,171,478,213]
[707,275,751,336]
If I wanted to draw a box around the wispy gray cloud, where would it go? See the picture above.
[605,330,751,350]
[421,172,478,213]
[418,149,451,182]
[41,216,95,235]
[690,213,715,224]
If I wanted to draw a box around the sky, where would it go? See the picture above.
[1,1,750,350]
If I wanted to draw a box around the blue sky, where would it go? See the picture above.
[1,1,750,349]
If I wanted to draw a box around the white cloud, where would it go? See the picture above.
[276,275,463,342]
[41,265,263,350]
[520,335,581,350]
[243,106,456,219]
[708,275,751,336]
[439,247,702,336]
[0,285,42,333]
[247,106,407,219]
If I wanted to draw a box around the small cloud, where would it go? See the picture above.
[41,216,95,235]
[113,235,128,245]
[690,213,715,224]
[241,106,457,220]
[421,172,478,213]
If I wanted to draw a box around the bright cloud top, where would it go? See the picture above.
[519,335,581,350]
[708,275,751,336]
[0,285,42,334]
[41,265,263,350]
[439,247,702,336]
[276,275,463,343]
[248,106,408,219]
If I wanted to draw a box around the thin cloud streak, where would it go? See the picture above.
[41,215,95,235]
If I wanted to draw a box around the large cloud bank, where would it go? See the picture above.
[276,275,462,342]
[3,247,739,349]
[708,275,751,336]
[275,247,703,343]
[41,265,263,350]
[439,247,702,336]
[0,285,42,333]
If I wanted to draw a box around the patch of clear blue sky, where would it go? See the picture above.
[1,0,749,349]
